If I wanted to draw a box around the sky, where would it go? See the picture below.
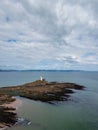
[0,0,98,70]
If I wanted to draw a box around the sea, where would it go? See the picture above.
[0,71,98,130]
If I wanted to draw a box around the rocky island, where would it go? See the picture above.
[0,79,85,129]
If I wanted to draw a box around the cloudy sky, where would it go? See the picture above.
[0,0,98,70]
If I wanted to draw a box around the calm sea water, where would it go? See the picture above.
[0,71,98,130]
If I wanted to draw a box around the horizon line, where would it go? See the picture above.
[0,69,98,72]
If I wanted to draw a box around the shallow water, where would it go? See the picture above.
[0,71,98,130]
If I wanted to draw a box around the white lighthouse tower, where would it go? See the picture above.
[40,76,43,81]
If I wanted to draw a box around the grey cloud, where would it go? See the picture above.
[19,0,68,41]
[0,0,98,70]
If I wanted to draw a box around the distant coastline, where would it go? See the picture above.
[0,69,98,72]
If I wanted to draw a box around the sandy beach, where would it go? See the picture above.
[1,97,23,110]
[0,97,23,130]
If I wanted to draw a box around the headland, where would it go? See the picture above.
[0,79,85,129]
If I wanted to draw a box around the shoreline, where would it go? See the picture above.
[1,97,23,110]
[0,79,85,129]
[0,97,23,130]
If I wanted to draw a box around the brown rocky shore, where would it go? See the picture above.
[0,79,85,129]
[0,95,17,129]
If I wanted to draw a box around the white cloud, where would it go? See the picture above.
[0,0,98,70]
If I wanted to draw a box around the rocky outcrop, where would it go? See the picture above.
[0,80,85,103]
[0,79,85,129]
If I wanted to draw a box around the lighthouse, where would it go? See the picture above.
[40,76,43,81]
